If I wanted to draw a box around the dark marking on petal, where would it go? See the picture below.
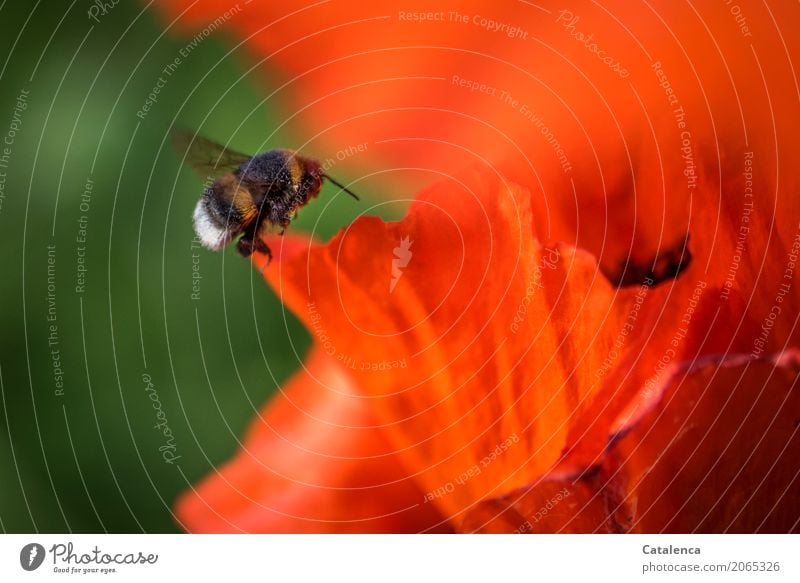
[608,234,692,288]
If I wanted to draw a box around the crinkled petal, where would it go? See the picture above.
[175,345,448,533]
[463,352,800,533]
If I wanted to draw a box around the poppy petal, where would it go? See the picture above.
[175,345,448,533]
[260,165,668,521]
[462,351,800,533]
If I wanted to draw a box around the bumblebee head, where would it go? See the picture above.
[299,156,323,195]
[192,174,258,250]
[298,156,360,202]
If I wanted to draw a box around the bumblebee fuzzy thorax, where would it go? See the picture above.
[239,150,324,206]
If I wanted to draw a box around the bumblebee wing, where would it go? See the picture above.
[171,128,252,178]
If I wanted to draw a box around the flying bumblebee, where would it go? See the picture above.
[172,129,359,262]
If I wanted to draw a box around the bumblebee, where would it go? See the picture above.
[172,129,359,262]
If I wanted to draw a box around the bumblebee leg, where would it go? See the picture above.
[257,239,273,264]
[237,237,273,264]
[236,236,255,257]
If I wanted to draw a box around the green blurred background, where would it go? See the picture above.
[0,0,395,532]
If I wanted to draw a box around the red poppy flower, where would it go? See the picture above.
[159,2,800,532]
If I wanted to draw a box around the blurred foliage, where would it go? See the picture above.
[0,0,397,532]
